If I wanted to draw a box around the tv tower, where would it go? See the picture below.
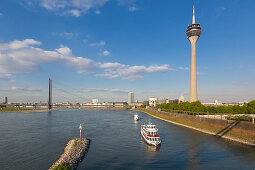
[186,6,202,102]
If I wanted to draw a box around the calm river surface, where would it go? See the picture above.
[0,109,255,170]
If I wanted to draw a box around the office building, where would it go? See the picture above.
[128,92,134,105]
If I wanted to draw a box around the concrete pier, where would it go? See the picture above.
[49,138,90,170]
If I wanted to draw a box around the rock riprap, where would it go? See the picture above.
[49,138,90,170]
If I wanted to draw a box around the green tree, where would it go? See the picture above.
[247,100,255,114]
[189,101,205,112]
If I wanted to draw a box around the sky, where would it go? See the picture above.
[0,0,255,103]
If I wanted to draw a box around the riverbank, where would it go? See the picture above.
[65,106,129,110]
[0,108,32,112]
[0,108,52,112]
[49,138,90,170]
[135,108,255,147]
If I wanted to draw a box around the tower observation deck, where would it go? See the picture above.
[186,6,202,102]
[186,23,202,38]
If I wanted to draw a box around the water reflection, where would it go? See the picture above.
[144,142,161,152]
[141,136,160,162]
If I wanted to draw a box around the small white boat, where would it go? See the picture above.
[141,123,161,146]
[134,114,139,121]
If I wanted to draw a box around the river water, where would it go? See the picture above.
[0,109,255,170]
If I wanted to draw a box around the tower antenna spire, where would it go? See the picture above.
[192,5,195,24]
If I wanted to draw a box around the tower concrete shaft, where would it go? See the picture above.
[186,6,202,102]
[189,36,198,102]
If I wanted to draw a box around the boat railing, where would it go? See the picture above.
[142,126,158,131]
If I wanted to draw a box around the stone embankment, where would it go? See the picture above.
[49,138,90,170]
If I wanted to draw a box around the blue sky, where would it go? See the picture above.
[0,0,254,103]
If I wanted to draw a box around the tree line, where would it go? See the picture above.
[157,100,255,114]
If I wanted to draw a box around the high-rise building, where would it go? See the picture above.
[186,6,202,102]
[128,92,134,105]
[3,97,8,104]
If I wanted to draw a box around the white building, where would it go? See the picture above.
[128,92,134,105]
[179,95,185,103]
[202,100,222,106]
[149,97,158,107]
[92,99,99,104]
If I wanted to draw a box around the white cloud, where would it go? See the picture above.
[179,66,189,70]
[0,12,3,16]
[56,32,79,39]
[8,39,41,49]
[11,86,42,91]
[100,50,110,56]
[0,39,172,81]
[128,6,139,12]
[97,63,170,80]
[117,0,139,12]
[85,88,128,93]
[219,7,226,11]
[56,46,72,55]
[0,74,15,82]
[39,0,138,16]
[89,41,106,47]
[82,39,88,43]
[95,73,119,79]
[99,62,125,68]
[41,0,68,10]
[40,0,108,16]
[0,39,95,75]
[68,9,81,17]
[95,10,101,14]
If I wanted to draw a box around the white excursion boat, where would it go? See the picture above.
[134,114,139,121]
[141,123,161,146]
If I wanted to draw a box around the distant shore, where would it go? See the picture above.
[58,106,130,110]
[0,108,52,112]
[0,106,129,112]
[135,108,255,147]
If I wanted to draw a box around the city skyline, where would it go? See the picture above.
[0,0,255,103]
